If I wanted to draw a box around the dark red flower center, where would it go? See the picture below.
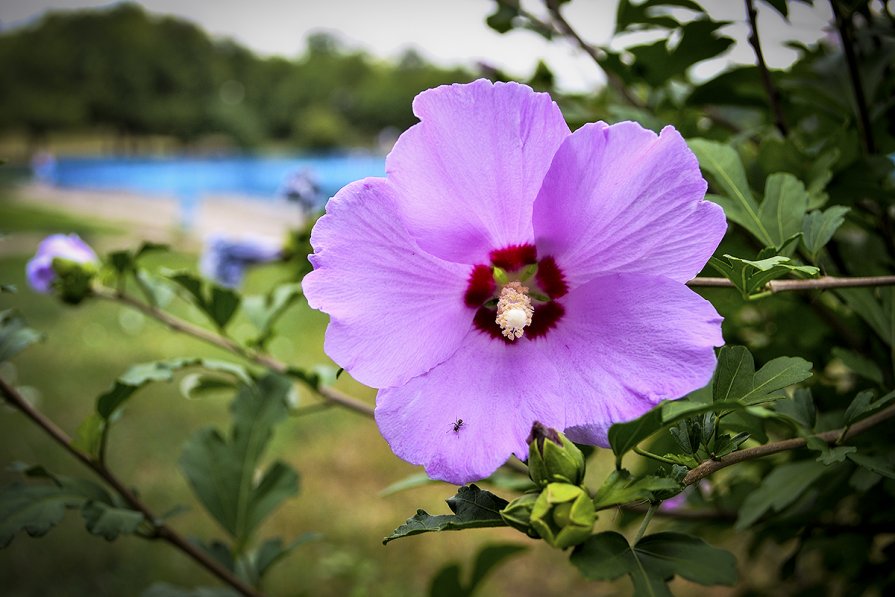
[463,243,569,343]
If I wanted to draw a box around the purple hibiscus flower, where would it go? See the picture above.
[26,234,98,293]
[303,79,726,484]
[200,234,283,289]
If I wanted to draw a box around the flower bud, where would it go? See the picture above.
[530,482,595,549]
[499,492,540,538]
[527,422,585,487]
[26,234,99,305]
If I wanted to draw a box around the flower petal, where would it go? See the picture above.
[303,178,474,388]
[375,273,722,483]
[386,79,570,264]
[375,331,562,484]
[556,273,724,446]
[533,122,726,288]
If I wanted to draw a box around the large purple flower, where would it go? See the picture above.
[26,234,98,293]
[303,80,726,484]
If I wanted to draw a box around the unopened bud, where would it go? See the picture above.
[527,422,586,487]
[499,492,540,538]
[530,483,595,549]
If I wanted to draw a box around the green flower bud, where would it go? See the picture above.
[499,492,540,538]
[527,422,586,487]
[530,483,595,549]
[52,257,97,305]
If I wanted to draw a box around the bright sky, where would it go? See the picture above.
[0,0,833,92]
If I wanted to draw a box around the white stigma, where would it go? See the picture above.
[496,281,533,340]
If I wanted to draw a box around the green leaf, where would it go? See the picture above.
[252,533,320,582]
[383,485,508,544]
[801,206,849,262]
[208,285,240,331]
[758,173,808,251]
[166,271,241,330]
[774,388,816,430]
[242,283,303,348]
[741,356,813,404]
[592,470,680,510]
[712,346,755,402]
[143,583,239,597]
[429,543,527,597]
[485,0,518,34]
[844,390,895,426]
[688,139,772,246]
[805,437,856,465]
[81,500,144,540]
[97,358,249,418]
[0,474,111,547]
[608,406,664,465]
[847,453,895,480]
[71,412,106,459]
[179,374,298,542]
[837,288,894,346]
[0,284,16,293]
[832,347,883,384]
[379,472,436,497]
[709,254,819,299]
[571,531,737,595]
[0,310,43,362]
[736,460,829,529]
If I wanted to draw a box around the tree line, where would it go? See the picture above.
[0,4,483,151]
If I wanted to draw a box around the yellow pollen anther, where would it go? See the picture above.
[496,281,533,341]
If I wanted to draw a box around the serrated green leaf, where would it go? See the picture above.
[179,374,298,542]
[81,500,144,540]
[571,531,737,595]
[741,356,813,404]
[383,485,508,544]
[801,206,849,262]
[709,254,819,298]
[805,437,856,465]
[689,139,772,246]
[0,474,111,547]
[759,173,808,251]
[736,460,828,529]
[713,346,755,402]
[592,470,680,510]
[844,390,895,426]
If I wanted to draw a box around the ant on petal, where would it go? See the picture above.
[448,418,464,434]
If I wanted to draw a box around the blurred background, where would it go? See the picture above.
[0,1,839,595]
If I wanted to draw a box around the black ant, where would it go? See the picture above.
[448,418,465,434]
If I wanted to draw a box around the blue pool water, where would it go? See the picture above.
[38,153,387,206]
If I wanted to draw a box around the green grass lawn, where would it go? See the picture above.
[0,194,700,597]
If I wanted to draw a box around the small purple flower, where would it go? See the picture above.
[200,235,282,288]
[26,234,98,293]
[303,80,726,484]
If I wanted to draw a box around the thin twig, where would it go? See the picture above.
[687,275,895,291]
[830,0,876,153]
[744,0,788,135]
[92,288,375,418]
[0,377,263,597]
[682,402,895,486]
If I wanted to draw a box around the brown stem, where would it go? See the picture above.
[687,275,895,291]
[744,0,788,135]
[92,288,375,418]
[682,403,895,486]
[0,377,263,597]
[830,0,876,153]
